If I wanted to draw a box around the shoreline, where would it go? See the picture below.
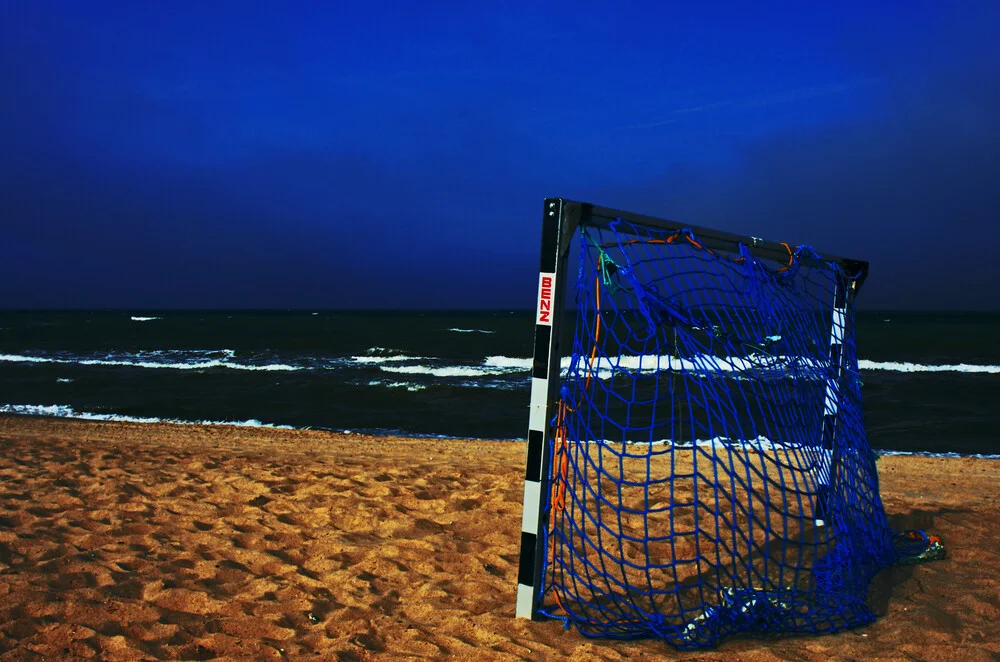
[0,415,997,660]
[2,410,998,460]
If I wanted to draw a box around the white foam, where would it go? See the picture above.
[874,449,1000,460]
[351,355,425,364]
[130,316,161,322]
[489,355,1000,377]
[378,354,822,381]
[0,353,299,372]
[6,347,997,380]
[456,379,528,391]
[448,328,496,334]
[380,364,506,378]
[485,354,825,379]
[352,347,422,364]
[576,434,793,451]
[1,354,53,365]
[3,402,995,458]
[484,356,534,370]
[0,403,294,429]
[858,360,1000,374]
[550,434,1000,460]
[366,380,427,392]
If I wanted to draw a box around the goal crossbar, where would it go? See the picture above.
[554,200,868,285]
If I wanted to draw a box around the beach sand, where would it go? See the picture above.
[0,416,996,661]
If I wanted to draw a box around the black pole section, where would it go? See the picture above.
[515,198,577,619]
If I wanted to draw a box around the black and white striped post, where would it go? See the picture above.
[515,198,576,620]
[815,275,852,526]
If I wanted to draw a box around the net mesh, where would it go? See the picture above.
[539,217,918,647]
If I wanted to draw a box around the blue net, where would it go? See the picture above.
[539,217,929,648]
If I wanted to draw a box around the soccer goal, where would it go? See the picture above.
[515,199,938,648]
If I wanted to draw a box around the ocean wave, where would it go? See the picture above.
[858,360,1000,374]
[872,449,1000,460]
[484,356,535,370]
[456,378,529,391]
[0,403,293,429]
[130,316,162,322]
[365,379,427,392]
[380,364,509,378]
[5,346,998,379]
[5,402,996,458]
[384,355,818,382]
[350,347,425,364]
[352,377,523,391]
[538,434,1000,459]
[486,355,1000,377]
[0,352,299,372]
[448,328,496,334]
[574,434,802,452]
[485,354,828,379]
[351,355,425,364]
[373,353,1000,381]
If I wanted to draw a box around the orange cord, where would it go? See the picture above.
[613,238,667,246]
[548,259,606,617]
[905,531,943,546]
[774,242,795,272]
[550,401,570,513]
[548,399,571,614]
[547,395,641,625]
[602,231,803,270]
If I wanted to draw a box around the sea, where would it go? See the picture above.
[0,310,998,458]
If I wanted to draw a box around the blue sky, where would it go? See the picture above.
[2,1,998,308]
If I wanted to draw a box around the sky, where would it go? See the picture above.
[1,1,998,309]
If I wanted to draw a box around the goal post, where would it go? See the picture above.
[516,198,577,619]
[515,198,932,647]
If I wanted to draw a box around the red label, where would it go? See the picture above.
[537,273,555,325]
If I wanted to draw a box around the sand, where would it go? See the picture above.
[0,416,996,661]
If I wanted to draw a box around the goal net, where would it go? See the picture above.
[516,199,935,648]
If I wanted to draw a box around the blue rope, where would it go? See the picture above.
[540,219,925,648]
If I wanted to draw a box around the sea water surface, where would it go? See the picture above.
[0,310,998,457]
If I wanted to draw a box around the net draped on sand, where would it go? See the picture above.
[538,217,934,646]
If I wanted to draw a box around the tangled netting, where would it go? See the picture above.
[539,217,931,648]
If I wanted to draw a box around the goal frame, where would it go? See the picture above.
[515,197,870,621]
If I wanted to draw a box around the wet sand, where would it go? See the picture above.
[0,416,997,661]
